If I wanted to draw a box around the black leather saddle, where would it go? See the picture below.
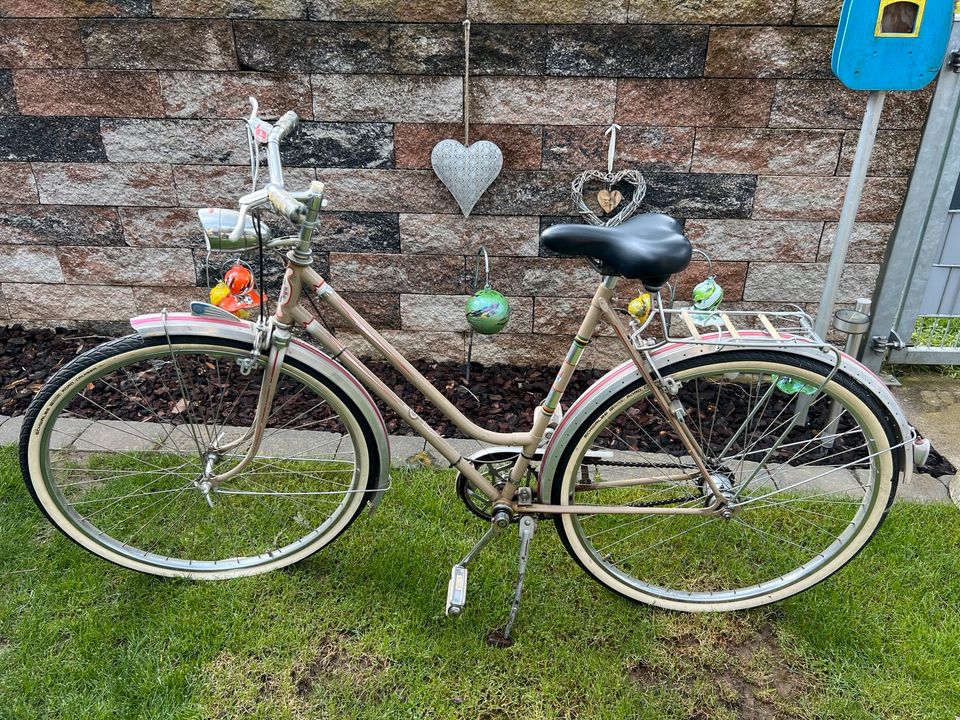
[540,213,692,291]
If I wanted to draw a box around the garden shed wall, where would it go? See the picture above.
[0,0,932,367]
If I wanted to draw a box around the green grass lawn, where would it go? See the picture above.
[1,444,959,719]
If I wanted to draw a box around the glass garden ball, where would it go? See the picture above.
[465,288,510,335]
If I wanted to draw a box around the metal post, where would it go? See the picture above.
[814,91,886,340]
[822,298,872,448]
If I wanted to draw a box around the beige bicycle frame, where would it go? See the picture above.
[252,188,723,517]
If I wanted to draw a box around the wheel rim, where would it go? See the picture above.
[31,341,369,575]
[559,358,894,607]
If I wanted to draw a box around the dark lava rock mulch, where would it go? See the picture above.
[1,324,955,478]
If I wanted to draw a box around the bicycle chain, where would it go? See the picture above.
[576,457,705,507]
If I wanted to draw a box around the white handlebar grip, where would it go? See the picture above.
[272,111,299,141]
[267,186,306,221]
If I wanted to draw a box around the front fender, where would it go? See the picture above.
[537,333,913,502]
[129,311,391,510]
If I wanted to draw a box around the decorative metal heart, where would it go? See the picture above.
[431,139,503,217]
[571,169,647,227]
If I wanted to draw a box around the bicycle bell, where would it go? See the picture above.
[465,247,509,335]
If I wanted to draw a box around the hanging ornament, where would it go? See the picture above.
[571,123,646,227]
[463,248,509,382]
[688,250,724,327]
[431,19,503,218]
[209,259,265,320]
[465,248,509,335]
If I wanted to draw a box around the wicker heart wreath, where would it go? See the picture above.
[571,169,647,227]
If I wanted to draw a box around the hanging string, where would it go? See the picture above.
[463,19,471,146]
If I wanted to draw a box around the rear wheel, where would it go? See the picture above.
[551,350,900,611]
[20,333,379,579]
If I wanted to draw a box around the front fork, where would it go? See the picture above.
[200,184,326,488]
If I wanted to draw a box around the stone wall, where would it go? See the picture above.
[0,1,931,367]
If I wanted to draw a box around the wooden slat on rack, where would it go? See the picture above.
[680,310,701,340]
[758,313,782,339]
[719,313,739,338]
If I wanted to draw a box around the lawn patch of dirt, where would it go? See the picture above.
[291,631,389,699]
[629,620,812,719]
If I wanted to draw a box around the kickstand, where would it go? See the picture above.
[487,515,537,647]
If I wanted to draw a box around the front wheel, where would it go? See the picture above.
[551,350,900,611]
[20,333,380,579]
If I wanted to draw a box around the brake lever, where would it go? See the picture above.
[228,188,270,243]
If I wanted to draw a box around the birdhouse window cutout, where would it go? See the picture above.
[875,0,924,37]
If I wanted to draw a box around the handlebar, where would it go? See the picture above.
[268,186,307,222]
[228,106,310,243]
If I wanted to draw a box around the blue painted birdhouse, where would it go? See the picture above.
[832,0,954,90]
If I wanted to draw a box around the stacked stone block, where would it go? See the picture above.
[0,1,931,367]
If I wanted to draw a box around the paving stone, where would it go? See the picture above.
[336,292,401,329]
[133,286,203,314]
[318,212,400,254]
[13,70,163,117]
[616,78,775,127]
[308,0,464,21]
[475,0,629,23]
[234,21,390,73]
[6,163,37,203]
[0,246,62,283]
[743,262,879,302]
[400,293,532,333]
[818,222,893,263]
[0,205,124,246]
[328,253,465,293]
[2,283,137,320]
[770,80,933,129]
[470,77,617,125]
[257,429,343,459]
[693,129,843,175]
[547,24,708,78]
[34,163,177,207]
[160,71,312,119]
[47,418,96,450]
[542,125,694,172]
[334,328,465,362]
[630,0,793,24]
[152,0,308,17]
[752,176,907,222]
[838,130,921,177]
[469,331,572,366]
[173,165,315,207]
[388,435,427,465]
[399,214,539,256]
[0,0,151,15]
[642,172,757,219]
[313,75,461,123]
[73,419,168,453]
[81,19,238,70]
[706,26,834,79]
[684,219,823,262]
[0,415,22,445]
[390,23,547,76]
[101,119,250,164]
[315,169,455,213]
[0,117,106,162]
[59,246,196,286]
[0,19,84,68]
[893,473,951,503]
[394,123,541,170]
[440,437,494,460]
[279,122,393,169]
[0,71,17,116]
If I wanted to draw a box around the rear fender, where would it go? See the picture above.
[130,311,391,510]
[537,332,913,501]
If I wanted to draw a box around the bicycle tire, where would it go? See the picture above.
[550,349,900,611]
[20,333,381,579]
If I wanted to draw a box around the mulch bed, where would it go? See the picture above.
[1,323,955,478]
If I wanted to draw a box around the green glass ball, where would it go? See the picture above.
[465,288,510,335]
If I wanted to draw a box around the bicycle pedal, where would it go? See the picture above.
[446,564,468,616]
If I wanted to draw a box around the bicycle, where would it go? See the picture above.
[18,102,923,639]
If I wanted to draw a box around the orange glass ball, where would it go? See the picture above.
[224,264,254,295]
